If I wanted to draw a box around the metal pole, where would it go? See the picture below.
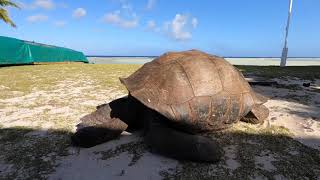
[280,0,293,67]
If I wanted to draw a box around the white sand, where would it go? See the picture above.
[49,134,178,180]
[253,79,320,150]
[254,150,277,171]
[223,145,240,170]
[89,57,320,66]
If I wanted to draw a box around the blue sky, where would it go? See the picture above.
[1,0,320,56]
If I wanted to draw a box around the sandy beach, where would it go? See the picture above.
[0,64,319,179]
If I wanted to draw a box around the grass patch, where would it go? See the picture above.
[275,84,303,91]
[281,93,312,104]
[95,140,147,167]
[0,127,71,180]
[236,65,320,80]
[0,64,140,99]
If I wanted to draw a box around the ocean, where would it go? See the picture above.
[87,56,320,66]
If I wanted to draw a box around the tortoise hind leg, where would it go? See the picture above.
[241,104,269,124]
[72,96,142,148]
[145,110,223,162]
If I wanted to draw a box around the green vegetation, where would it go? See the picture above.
[0,64,140,99]
[0,0,19,27]
[0,127,71,179]
[236,65,320,80]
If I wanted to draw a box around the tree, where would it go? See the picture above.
[0,0,19,27]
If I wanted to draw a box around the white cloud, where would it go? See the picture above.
[26,14,49,23]
[34,0,55,10]
[19,0,55,10]
[102,11,138,28]
[192,17,198,28]
[171,14,191,40]
[146,20,160,32]
[101,1,139,29]
[164,14,198,41]
[146,0,156,10]
[54,20,66,27]
[72,8,86,18]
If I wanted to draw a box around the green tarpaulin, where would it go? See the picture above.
[0,36,88,65]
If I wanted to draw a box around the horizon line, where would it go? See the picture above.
[86,55,320,58]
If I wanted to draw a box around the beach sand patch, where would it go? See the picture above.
[254,151,277,172]
[49,134,178,180]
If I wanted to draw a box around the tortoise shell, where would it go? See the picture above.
[120,50,265,133]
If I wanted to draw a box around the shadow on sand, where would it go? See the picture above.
[253,84,320,122]
[0,124,319,179]
[0,64,34,68]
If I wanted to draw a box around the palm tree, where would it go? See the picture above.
[0,0,19,27]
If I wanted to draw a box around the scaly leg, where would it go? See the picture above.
[72,96,143,148]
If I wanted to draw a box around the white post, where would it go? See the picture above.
[280,0,293,67]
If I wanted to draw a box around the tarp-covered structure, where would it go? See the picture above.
[0,36,88,65]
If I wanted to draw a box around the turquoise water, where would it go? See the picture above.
[88,57,154,64]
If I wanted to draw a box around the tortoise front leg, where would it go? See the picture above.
[144,110,223,162]
[72,96,143,148]
[71,102,128,148]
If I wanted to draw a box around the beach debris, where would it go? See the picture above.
[303,82,311,87]
[245,77,278,86]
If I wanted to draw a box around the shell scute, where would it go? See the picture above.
[177,56,223,96]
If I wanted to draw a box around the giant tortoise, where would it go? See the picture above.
[71,50,269,162]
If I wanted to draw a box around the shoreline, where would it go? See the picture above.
[88,57,320,66]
